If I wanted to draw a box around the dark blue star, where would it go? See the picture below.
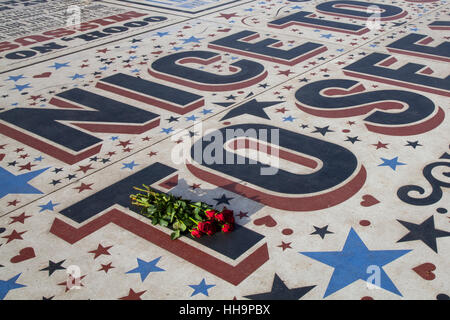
[244,274,315,300]
[345,136,361,144]
[188,278,215,297]
[213,194,233,205]
[310,225,334,239]
[397,215,450,253]
[0,273,26,300]
[312,125,334,136]
[300,228,411,298]
[0,166,49,199]
[405,141,422,149]
[126,257,165,282]
[220,99,283,121]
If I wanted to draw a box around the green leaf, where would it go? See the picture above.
[170,230,180,240]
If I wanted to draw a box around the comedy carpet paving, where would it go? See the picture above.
[0,0,449,301]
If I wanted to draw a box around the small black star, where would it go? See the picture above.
[213,194,233,205]
[42,296,55,300]
[345,136,361,144]
[166,116,180,123]
[49,179,61,186]
[244,274,315,300]
[299,78,309,82]
[405,141,422,149]
[89,156,98,162]
[101,158,111,164]
[220,99,282,121]
[65,174,77,180]
[7,161,17,167]
[300,124,309,129]
[258,83,269,88]
[52,168,63,174]
[40,260,66,276]
[310,225,334,239]
[130,38,142,43]
[397,216,450,253]
[312,125,334,136]
[225,94,236,100]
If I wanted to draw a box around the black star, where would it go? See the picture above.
[49,179,61,186]
[166,116,179,123]
[40,260,66,276]
[397,216,450,253]
[220,99,283,121]
[65,174,77,180]
[42,296,55,300]
[312,125,334,136]
[225,94,236,100]
[52,168,63,174]
[89,156,98,162]
[345,136,361,144]
[405,141,422,149]
[130,38,142,43]
[299,78,309,82]
[244,274,315,300]
[213,194,233,205]
[300,124,309,129]
[7,161,17,167]
[310,225,334,239]
[101,158,111,164]
[258,83,269,88]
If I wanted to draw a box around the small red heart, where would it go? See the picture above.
[253,215,277,228]
[360,195,380,207]
[33,72,51,78]
[10,247,36,263]
[413,263,436,280]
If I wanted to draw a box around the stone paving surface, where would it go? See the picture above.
[0,0,449,300]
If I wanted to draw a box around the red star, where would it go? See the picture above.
[98,262,115,273]
[19,153,29,159]
[122,147,132,152]
[18,162,36,171]
[117,140,132,148]
[278,241,292,251]
[14,148,24,153]
[88,244,113,259]
[107,151,116,157]
[283,85,293,90]
[190,183,201,190]
[216,12,239,20]
[58,275,86,292]
[347,121,356,126]
[148,151,158,157]
[142,136,151,141]
[28,95,42,101]
[277,69,294,77]
[119,289,147,300]
[77,164,94,174]
[275,107,288,114]
[236,211,249,219]
[74,183,93,193]
[372,141,389,150]
[2,229,26,244]
[97,48,109,54]
[9,212,31,224]
[7,199,20,207]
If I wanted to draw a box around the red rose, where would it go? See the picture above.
[215,212,226,223]
[222,223,234,233]
[205,210,216,220]
[197,221,216,236]
[191,228,202,238]
[221,209,235,224]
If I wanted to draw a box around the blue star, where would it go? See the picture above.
[172,46,184,51]
[189,278,216,297]
[69,73,85,80]
[0,166,49,199]
[155,31,169,37]
[161,127,174,134]
[378,157,406,171]
[131,69,140,73]
[185,114,199,121]
[34,156,44,162]
[11,83,32,92]
[181,36,204,44]
[126,257,165,282]
[291,5,303,10]
[0,273,26,300]
[38,200,59,212]
[6,74,26,82]
[320,33,333,39]
[110,136,119,141]
[49,62,70,70]
[122,161,139,170]
[300,228,411,298]
[283,115,296,122]
[200,109,213,115]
